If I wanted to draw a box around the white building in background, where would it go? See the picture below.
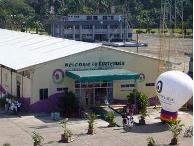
[51,14,132,42]
[0,29,168,113]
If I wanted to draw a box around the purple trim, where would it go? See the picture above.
[30,93,64,113]
[19,97,31,112]
[0,85,6,94]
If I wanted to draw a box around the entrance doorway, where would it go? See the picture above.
[95,88,107,104]
[75,81,113,106]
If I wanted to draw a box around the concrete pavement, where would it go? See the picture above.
[0,109,192,146]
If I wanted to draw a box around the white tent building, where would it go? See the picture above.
[0,29,164,113]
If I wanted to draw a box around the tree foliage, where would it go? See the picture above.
[58,91,79,117]
[127,89,148,116]
[0,0,192,32]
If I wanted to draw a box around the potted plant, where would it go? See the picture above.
[146,137,156,146]
[59,118,73,143]
[168,119,184,145]
[87,112,97,135]
[106,111,116,127]
[31,131,44,146]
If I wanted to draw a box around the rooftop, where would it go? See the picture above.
[0,29,101,70]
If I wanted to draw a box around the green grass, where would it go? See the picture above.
[132,28,193,34]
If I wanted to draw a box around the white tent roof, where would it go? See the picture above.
[0,29,101,70]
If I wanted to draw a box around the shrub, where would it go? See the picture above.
[3,143,11,146]
[0,97,6,108]
[88,112,97,130]
[127,89,148,116]
[58,91,79,117]
[106,111,116,126]
[168,119,184,145]
[147,137,156,146]
[59,118,73,138]
[136,29,143,34]
[31,131,44,146]
[139,92,149,118]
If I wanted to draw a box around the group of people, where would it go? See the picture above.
[122,104,135,128]
[5,98,21,114]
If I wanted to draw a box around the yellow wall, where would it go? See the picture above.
[0,66,31,98]
[20,46,164,103]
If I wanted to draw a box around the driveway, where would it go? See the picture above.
[0,109,192,146]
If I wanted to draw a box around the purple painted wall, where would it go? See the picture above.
[30,93,63,113]
[0,84,6,94]
[148,96,160,106]
[19,97,31,112]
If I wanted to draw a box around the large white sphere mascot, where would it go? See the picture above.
[155,71,193,122]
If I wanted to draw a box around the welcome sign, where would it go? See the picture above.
[65,61,125,69]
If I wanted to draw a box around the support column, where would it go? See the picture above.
[60,24,63,38]
[108,25,110,42]
[120,23,123,40]
[92,25,95,41]
[73,25,75,40]
[52,24,55,36]
[79,25,82,41]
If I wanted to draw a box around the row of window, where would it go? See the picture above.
[63,34,131,39]
[75,81,113,89]
[39,83,154,100]
[67,15,117,21]
[86,15,114,20]
[63,25,126,30]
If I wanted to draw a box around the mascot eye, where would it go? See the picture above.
[156,81,163,93]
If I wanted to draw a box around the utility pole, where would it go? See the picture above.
[136,32,139,53]
[123,0,128,45]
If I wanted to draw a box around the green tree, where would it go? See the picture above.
[0,0,35,30]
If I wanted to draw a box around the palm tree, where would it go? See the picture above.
[87,112,97,134]
[168,120,184,145]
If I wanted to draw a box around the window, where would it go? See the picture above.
[103,16,107,20]
[82,34,87,39]
[93,16,98,20]
[39,88,48,100]
[82,25,92,29]
[121,84,135,88]
[57,87,68,93]
[95,25,107,29]
[128,33,132,37]
[75,34,80,39]
[64,25,73,29]
[120,80,135,91]
[74,15,79,18]
[145,83,155,86]
[66,34,73,39]
[114,34,120,38]
[87,16,92,20]
[75,25,79,29]
[110,25,119,29]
